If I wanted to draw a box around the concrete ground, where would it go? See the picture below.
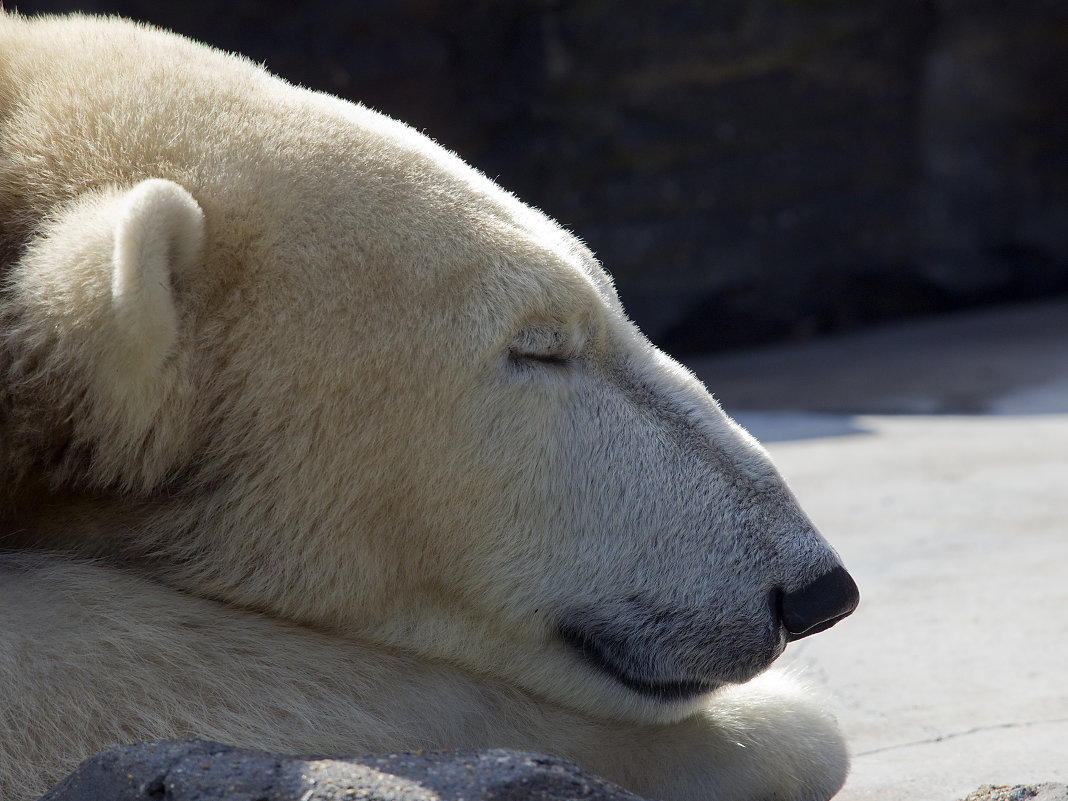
[687,299,1068,801]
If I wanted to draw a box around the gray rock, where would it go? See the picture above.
[958,785,1068,801]
[38,740,648,801]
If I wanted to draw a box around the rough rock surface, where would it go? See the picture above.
[958,786,1068,801]
[38,740,648,801]
[38,739,1068,801]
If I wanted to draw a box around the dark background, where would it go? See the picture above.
[12,0,1068,355]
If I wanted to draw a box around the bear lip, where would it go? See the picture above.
[555,621,718,703]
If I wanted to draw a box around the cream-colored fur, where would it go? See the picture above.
[3,554,845,801]
[0,13,853,801]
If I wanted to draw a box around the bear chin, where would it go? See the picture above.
[557,620,722,703]
[553,602,789,709]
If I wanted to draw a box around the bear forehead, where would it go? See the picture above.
[1,15,615,318]
[1,13,608,312]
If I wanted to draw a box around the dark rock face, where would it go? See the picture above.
[38,741,648,801]
[33,740,1068,801]
[16,0,1068,352]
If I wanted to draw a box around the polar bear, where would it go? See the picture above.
[0,12,859,801]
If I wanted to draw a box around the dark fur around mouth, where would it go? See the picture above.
[556,621,716,703]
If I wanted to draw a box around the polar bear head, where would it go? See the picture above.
[0,14,857,724]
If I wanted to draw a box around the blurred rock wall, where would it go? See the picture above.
[18,0,1068,353]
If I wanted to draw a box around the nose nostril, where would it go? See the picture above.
[780,566,859,641]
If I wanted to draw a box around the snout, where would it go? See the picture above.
[555,567,859,704]
[776,566,859,641]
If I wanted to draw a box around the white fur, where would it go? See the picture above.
[110,178,203,375]
[0,554,847,801]
[0,12,852,801]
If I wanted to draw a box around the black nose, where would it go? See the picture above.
[779,566,860,641]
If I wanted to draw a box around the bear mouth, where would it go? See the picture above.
[556,621,717,703]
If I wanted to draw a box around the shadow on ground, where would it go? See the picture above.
[685,299,1068,442]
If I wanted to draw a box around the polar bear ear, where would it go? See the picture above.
[109,179,205,371]
[6,179,206,488]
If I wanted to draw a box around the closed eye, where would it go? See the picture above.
[508,324,581,368]
[508,348,573,367]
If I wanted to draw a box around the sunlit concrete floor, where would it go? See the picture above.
[687,300,1068,801]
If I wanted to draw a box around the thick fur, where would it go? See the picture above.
[1,13,851,801]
